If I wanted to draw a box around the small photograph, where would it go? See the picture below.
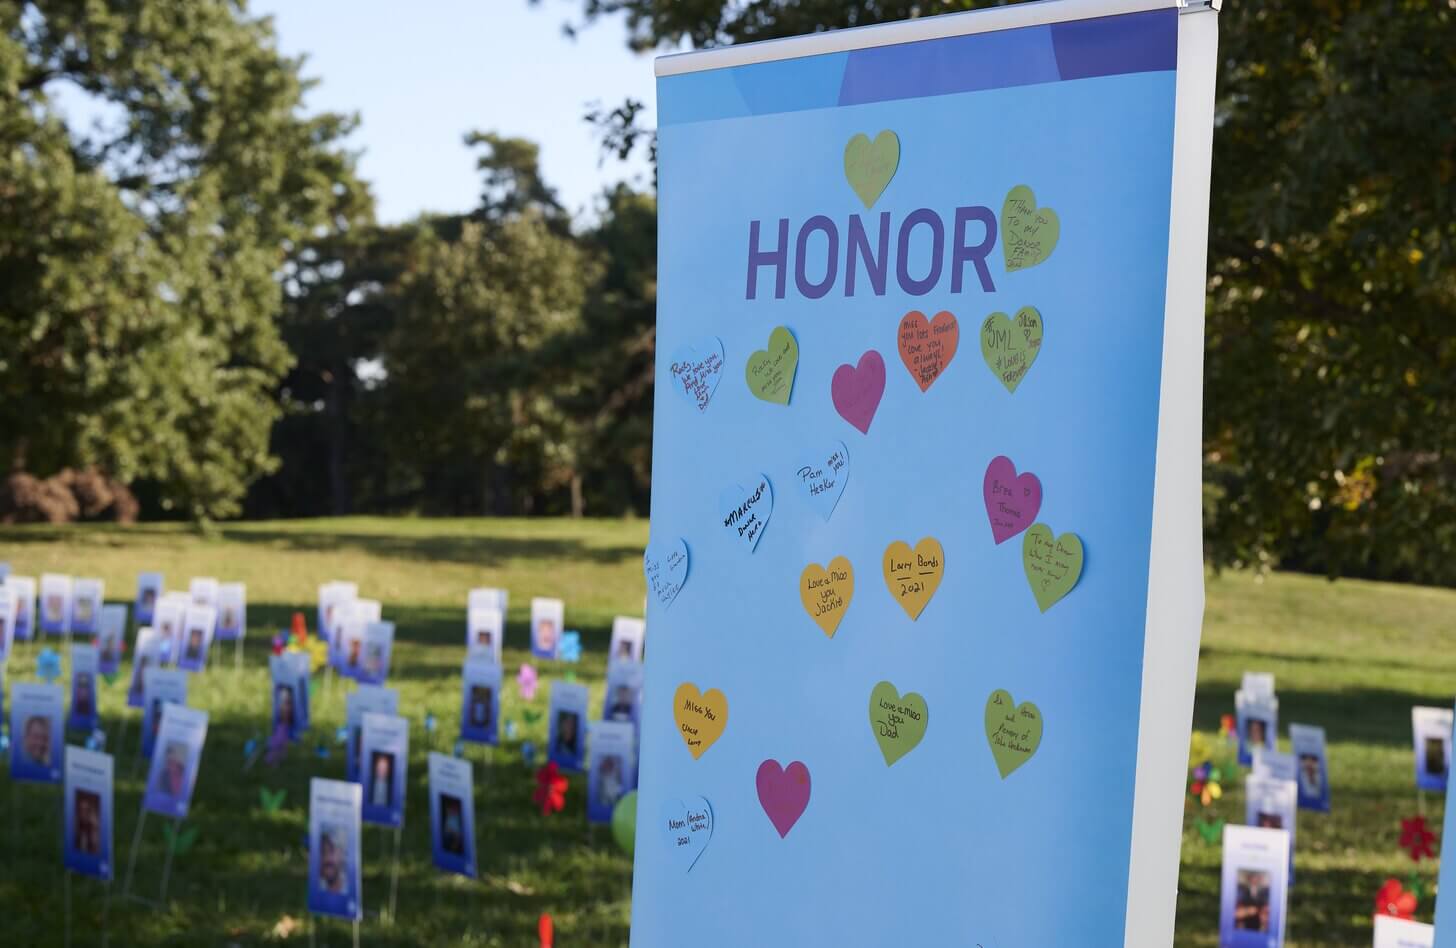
[11,576,35,641]
[215,582,246,641]
[1236,688,1279,767]
[359,712,408,828]
[141,704,209,819]
[427,752,475,878]
[607,616,645,668]
[39,573,72,635]
[22,714,54,769]
[602,664,645,729]
[586,720,636,824]
[176,605,216,673]
[468,686,493,730]
[1297,754,1322,798]
[135,572,163,626]
[530,597,565,661]
[1232,868,1271,932]
[459,660,502,746]
[1254,812,1283,830]
[439,794,466,856]
[554,711,581,760]
[307,778,362,921]
[343,685,400,783]
[547,682,589,772]
[63,746,114,881]
[73,788,102,855]
[367,752,395,810]
[274,681,299,738]
[1411,706,1452,793]
[1289,723,1331,812]
[317,823,352,895]
[153,740,189,800]
[1425,736,1446,777]
[466,606,504,666]
[10,682,65,782]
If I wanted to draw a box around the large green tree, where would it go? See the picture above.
[0,0,366,518]
[550,0,1456,581]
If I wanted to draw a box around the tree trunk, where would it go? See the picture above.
[570,473,584,518]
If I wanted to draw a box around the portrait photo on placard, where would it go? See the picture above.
[216,582,246,641]
[189,576,219,608]
[97,603,128,676]
[1413,706,1453,793]
[152,596,187,664]
[547,681,589,772]
[459,660,502,746]
[357,621,395,685]
[607,616,645,668]
[467,587,508,618]
[308,778,362,920]
[11,576,36,641]
[64,747,114,881]
[344,685,399,783]
[142,704,209,819]
[127,627,163,710]
[317,581,358,645]
[428,752,476,878]
[601,663,644,731]
[0,587,15,664]
[467,607,504,666]
[1245,774,1298,880]
[70,577,104,637]
[10,683,64,783]
[1219,824,1290,946]
[135,572,163,626]
[1236,688,1279,767]
[586,720,637,824]
[270,654,302,741]
[176,604,216,673]
[68,644,101,733]
[529,597,564,661]
[360,712,409,828]
[1288,723,1330,812]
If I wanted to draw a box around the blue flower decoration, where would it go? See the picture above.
[243,735,260,759]
[334,726,349,745]
[505,719,517,740]
[425,713,438,733]
[85,729,107,752]
[521,741,536,766]
[0,734,8,753]
[559,631,582,664]
[36,648,62,683]
[315,743,330,760]
[453,739,465,759]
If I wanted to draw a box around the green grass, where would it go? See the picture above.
[0,517,1450,946]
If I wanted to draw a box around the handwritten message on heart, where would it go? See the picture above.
[795,441,848,521]
[832,350,886,435]
[719,476,773,553]
[669,337,725,412]
[1002,185,1060,272]
[982,457,1042,545]
[1022,524,1084,612]
[661,797,714,871]
[985,689,1043,779]
[745,326,798,405]
[843,131,900,210]
[898,310,959,392]
[756,759,811,838]
[869,681,928,766]
[799,557,853,638]
[882,538,944,620]
[643,537,689,607]
[673,683,728,759]
[980,307,1043,393]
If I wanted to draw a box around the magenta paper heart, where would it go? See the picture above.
[756,759,811,838]
[831,350,886,435]
[983,456,1043,544]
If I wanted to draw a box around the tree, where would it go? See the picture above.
[0,0,367,519]
[549,0,1456,582]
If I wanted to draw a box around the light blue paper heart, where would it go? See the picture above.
[661,797,714,872]
[719,475,773,552]
[668,337,725,413]
[794,441,849,521]
[644,537,690,608]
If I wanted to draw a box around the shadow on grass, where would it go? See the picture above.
[1192,682,1431,750]
[219,528,642,571]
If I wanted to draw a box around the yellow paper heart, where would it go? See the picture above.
[882,538,945,620]
[674,683,728,760]
[799,556,854,637]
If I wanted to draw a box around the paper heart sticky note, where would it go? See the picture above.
[799,557,854,637]
[794,441,849,521]
[1002,185,1060,272]
[745,326,798,405]
[897,310,959,392]
[984,689,1043,779]
[979,307,1043,393]
[843,131,900,210]
[643,538,689,608]
[881,537,945,620]
[756,759,811,838]
[661,797,714,872]
[674,683,728,759]
[1022,524,1084,612]
[719,475,773,552]
[260,787,287,813]
[668,337,725,413]
[832,350,886,435]
[983,456,1043,545]
[869,681,928,766]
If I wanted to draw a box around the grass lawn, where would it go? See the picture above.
[0,517,1449,946]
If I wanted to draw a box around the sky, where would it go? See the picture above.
[251,0,662,223]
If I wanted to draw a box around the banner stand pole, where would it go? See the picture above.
[65,869,73,948]
[120,808,147,898]
[115,709,130,764]
[157,816,180,904]
[353,918,360,948]
[388,825,402,924]
[234,637,243,672]
[101,878,113,948]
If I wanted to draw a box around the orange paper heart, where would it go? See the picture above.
[897,310,960,392]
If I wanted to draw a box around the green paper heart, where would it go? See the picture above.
[843,131,900,210]
[260,787,287,813]
[164,823,199,856]
[522,709,542,725]
[868,681,928,766]
[1001,185,1060,272]
[1196,818,1225,844]
[1022,524,1084,613]
[611,789,637,856]
[979,307,1043,393]
[745,326,799,405]
[984,689,1043,779]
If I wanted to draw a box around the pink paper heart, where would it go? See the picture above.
[983,455,1043,545]
[831,350,886,435]
[756,759,811,838]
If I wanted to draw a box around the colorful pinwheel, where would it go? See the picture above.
[533,761,568,815]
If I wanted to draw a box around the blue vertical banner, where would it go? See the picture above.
[635,1,1219,946]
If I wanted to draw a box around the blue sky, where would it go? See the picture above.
[252,0,661,223]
